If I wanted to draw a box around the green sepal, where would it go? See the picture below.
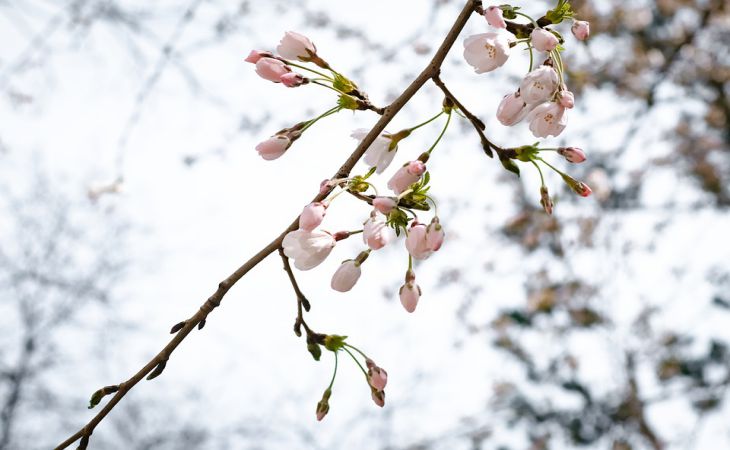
[500,157,521,177]
[500,4,521,20]
[337,94,360,110]
[545,0,574,24]
[332,73,357,94]
[324,335,348,352]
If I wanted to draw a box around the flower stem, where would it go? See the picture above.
[300,105,342,133]
[407,111,444,133]
[342,347,367,376]
[311,80,347,96]
[536,156,566,177]
[344,343,369,360]
[283,60,333,80]
[426,111,452,155]
[327,350,339,390]
[527,42,534,72]
[530,159,546,187]
[514,11,539,27]
[408,254,413,271]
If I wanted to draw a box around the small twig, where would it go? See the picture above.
[432,72,504,158]
[278,248,311,337]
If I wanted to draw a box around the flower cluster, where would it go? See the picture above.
[245,0,594,423]
[463,3,593,213]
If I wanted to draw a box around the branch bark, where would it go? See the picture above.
[55,1,482,448]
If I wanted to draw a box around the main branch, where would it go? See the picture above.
[55,1,482,448]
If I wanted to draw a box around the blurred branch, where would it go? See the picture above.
[55,1,493,448]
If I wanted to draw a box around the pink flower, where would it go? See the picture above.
[520,66,559,105]
[531,28,559,52]
[557,147,586,163]
[484,6,507,29]
[244,50,273,64]
[372,197,397,215]
[366,360,388,391]
[351,129,397,174]
[463,32,510,74]
[277,31,317,61]
[255,57,290,82]
[572,20,590,41]
[255,135,290,160]
[280,72,306,87]
[387,161,426,195]
[527,102,567,138]
[331,260,362,292]
[399,270,421,313]
[282,230,336,270]
[426,218,445,251]
[370,387,385,407]
[497,91,531,126]
[299,202,327,231]
[363,214,392,250]
[559,90,575,109]
[406,222,433,260]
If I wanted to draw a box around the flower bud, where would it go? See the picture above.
[497,91,530,126]
[559,90,575,109]
[331,260,362,292]
[373,197,397,215]
[530,28,559,52]
[527,102,567,138]
[254,57,291,82]
[557,147,586,163]
[399,270,422,313]
[244,50,273,64]
[363,213,393,250]
[277,31,317,61]
[370,387,385,408]
[280,72,307,87]
[387,161,427,195]
[405,222,433,260]
[561,174,593,197]
[540,186,553,215]
[299,202,327,231]
[366,359,388,391]
[255,135,291,160]
[425,217,445,251]
[316,388,331,421]
[484,6,507,29]
[571,20,590,41]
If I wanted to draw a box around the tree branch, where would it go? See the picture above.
[55,1,482,448]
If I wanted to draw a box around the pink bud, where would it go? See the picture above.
[399,270,421,313]
[368,365,388,391]
[387,161,427,195]
[277,31,317,61]
[319,179,333,195]
[559,90,575,109]
[280,72,307,87]
[426,218,445,252]
[363,214,392,251]
[244,50,273,64]
[372,196,397,215]
[530,28,559,52]
[331,260,362,292]
[571,20,590,41]
[484,6,507,29]
[299,202,327,231]
[255,135,290,160]
[254,57,290,82]
[370,387,385,408]
[577,182,592,197]
[497,92,530,126]
[557,147,586,163]
[540,186,553,215]
[407,160,427,176]
[405,222,433,260]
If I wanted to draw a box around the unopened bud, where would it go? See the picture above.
[540,186,553,215]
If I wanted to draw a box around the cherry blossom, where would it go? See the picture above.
[463,32,510,74]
